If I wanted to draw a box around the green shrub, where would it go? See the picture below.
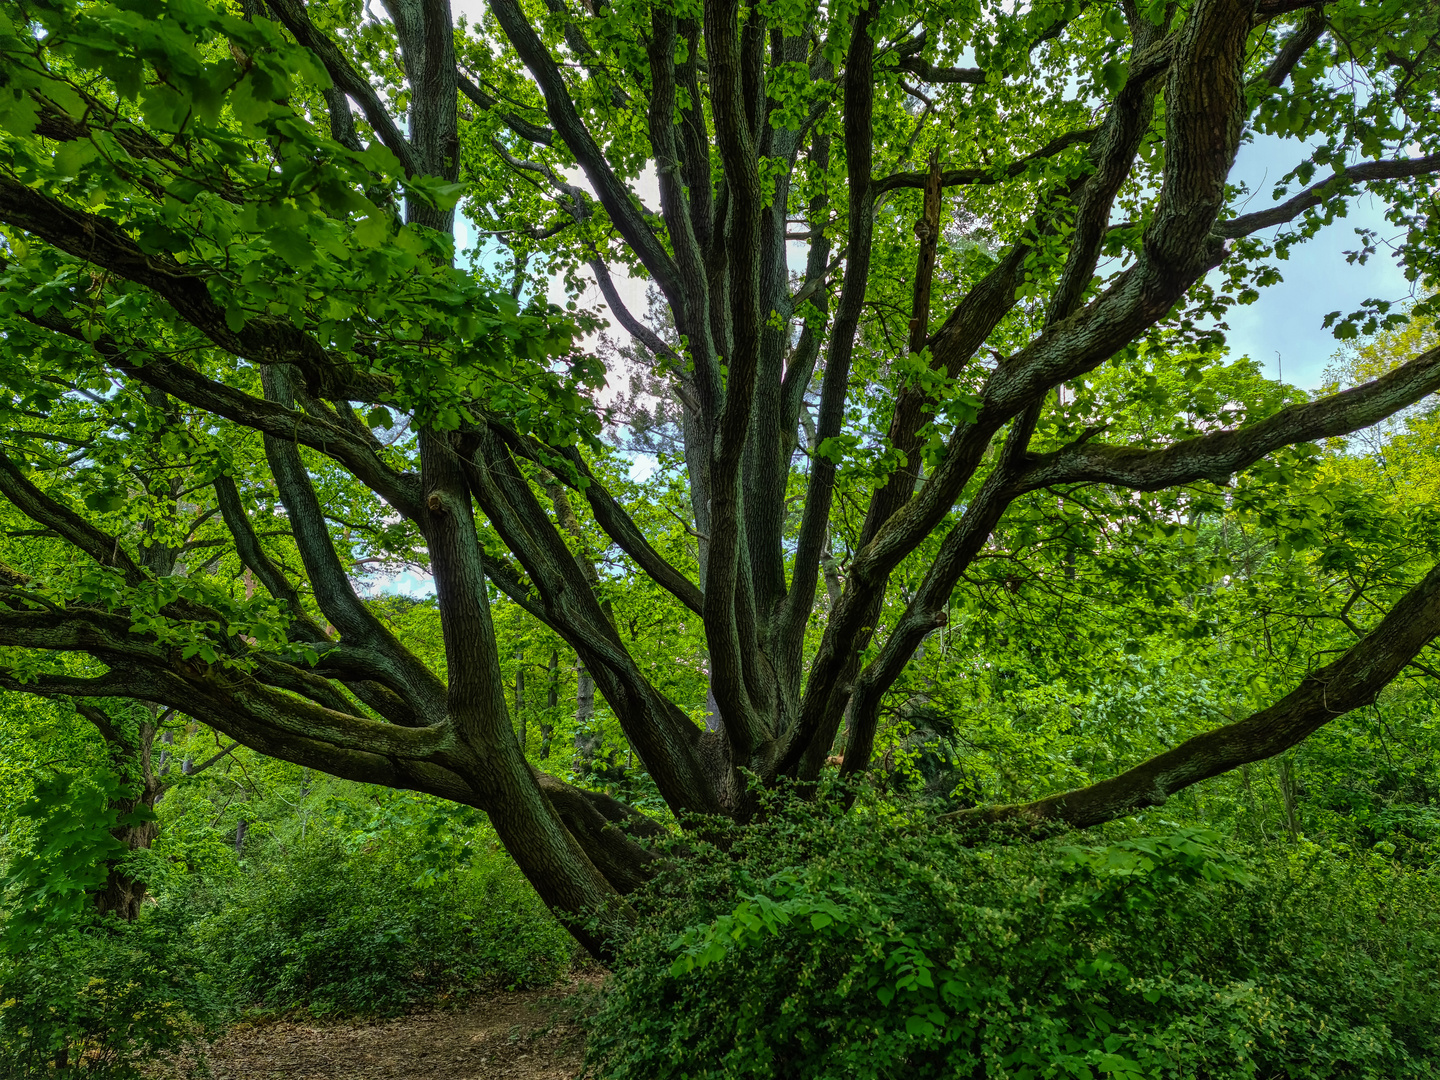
[0,914,220,1079]
[0,768,219,1078]
[588,792,1440,1080]
[195,836,572,1016]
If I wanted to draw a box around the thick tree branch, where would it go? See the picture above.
[1256,6,1328,88]
[5,300,424,522]
[0,446,143,583]
[0,178,389,403]
[261,366,448,721]
[458,73,554,146]
[873,128,1098,195]
[1026,340,1440,490]
[462,428,723,816]
[214,473,328,644]
[957,557,1440,830]
[421,428,514,745]
[485,0,681,300]
[485,423,705,617]
[699,0,773,760]
[645,7,712,357]
[773,9,877,682]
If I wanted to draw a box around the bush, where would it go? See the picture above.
[0,914,220,1080]
[0,768,220,1078]
[588,791,1440,1080]
[195,836,573,1016]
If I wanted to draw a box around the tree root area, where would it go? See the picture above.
[153,985,590,1080]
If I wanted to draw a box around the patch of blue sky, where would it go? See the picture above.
[1216,131,1419,392]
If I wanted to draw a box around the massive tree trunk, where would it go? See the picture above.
[0,0,1437,958]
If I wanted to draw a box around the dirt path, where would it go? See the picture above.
[158,984,592,1080]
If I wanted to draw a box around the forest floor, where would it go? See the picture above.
[152,976,596,1080]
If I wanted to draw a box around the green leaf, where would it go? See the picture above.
[0,89,41,136]
[83,492,126,513]
[53,139,100,176]
[269,228,316,270]
[354,213,391,249]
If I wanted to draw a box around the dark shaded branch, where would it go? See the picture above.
[261,365,447,722]
[895,56,985,85]
[482,552,550,623]
[486,0,682,300]
[1255,0,1333,15]
[458,72,555,146]
[486,423,705,617]
[214,473,328,643]
[699,0,772,759]
[0,178,389,404]
[1216,153,1440,238]
[0,658,469,795]
[1256,6,1328,88]
[9,301,424,522]
[265,0,423,175]
[421,428,513,745]
[535,770,665,894]
[645,6,712,358]
[778,130,835,439]
[873,128,1098,195]
[1026,340,1440,489]
[0,446,143,582]
[383,0,460,221]
[463,428,723,817]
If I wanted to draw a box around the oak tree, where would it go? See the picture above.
[1,0,1439,955]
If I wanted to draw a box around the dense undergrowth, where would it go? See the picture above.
[0,781,574,1079]
[589,790,1440,1080]
[3,764,1439,1080]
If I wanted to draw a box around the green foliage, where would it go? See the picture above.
[189,828,574,1017]
[3,769,154,948]
[589,796,1440,1080]
[0,907,220,1080]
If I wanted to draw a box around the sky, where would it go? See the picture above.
[1219,133,1416,391]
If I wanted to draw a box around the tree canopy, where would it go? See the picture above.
[0,0,1439,956]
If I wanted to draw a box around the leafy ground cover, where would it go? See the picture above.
[589,793,1440,1080]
